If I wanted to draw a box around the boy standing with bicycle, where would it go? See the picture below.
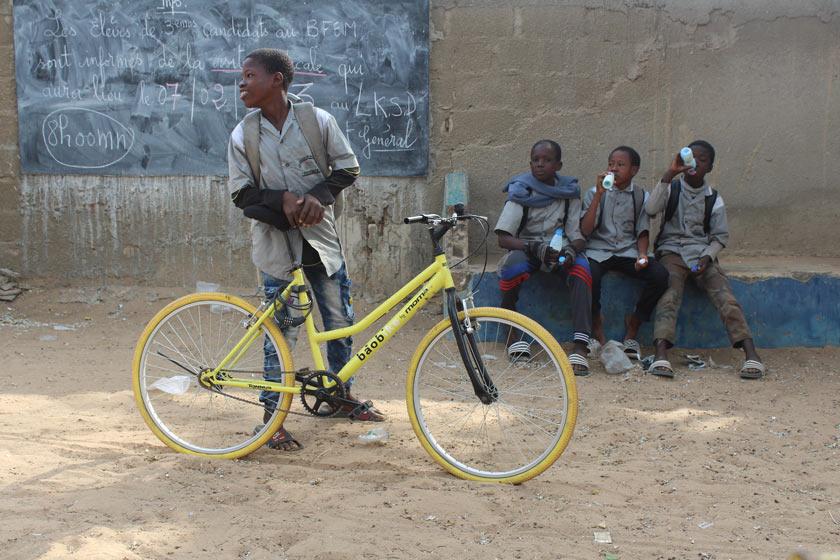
[227,48,384,451]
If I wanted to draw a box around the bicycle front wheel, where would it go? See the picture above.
[406,307,577,483]
[132,293,295,459]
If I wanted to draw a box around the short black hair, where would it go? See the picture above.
[245,48,294,89]
[610,145,641,168]
[531,139,562,161]
[688,140,715,165]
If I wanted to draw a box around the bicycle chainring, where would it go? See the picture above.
[299,370,347,417]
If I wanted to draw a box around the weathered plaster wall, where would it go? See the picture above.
[431,0,840,260]
[2,1,839,297]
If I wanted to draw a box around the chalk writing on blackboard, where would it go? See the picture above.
[14,0,429,177]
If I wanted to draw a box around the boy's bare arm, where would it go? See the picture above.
[646,152,693,215]
[497,232,527,252]
[580,174,607,237]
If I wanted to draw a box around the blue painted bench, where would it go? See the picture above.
[468,257,840,348]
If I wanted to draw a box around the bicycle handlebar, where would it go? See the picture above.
[403,211,487,225]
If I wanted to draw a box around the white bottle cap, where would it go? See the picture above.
[638,257,648,265]
[680,147,696,168]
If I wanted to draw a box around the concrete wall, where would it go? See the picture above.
[2,1,839,297]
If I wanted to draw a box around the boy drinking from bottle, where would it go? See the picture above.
[580,146,669,358]
[644,140,765,379]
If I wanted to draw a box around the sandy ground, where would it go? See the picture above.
[1,282,839,560]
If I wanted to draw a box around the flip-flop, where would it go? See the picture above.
[568,353,590,377]
[739,359,765,379]
[623,339,641,360]
[647,359,674,378]
[507,340,532,363]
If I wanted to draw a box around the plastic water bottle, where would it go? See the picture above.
[602,173,615,191]
[680,147,696,169]
[599,340,633,374]
[549,228,567,265]
[358,427,389,444]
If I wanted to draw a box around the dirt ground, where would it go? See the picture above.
[1,282,839,560]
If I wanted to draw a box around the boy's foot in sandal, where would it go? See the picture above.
[739,359,765,379]
[253,424,304,452]
[622,339,641,361]
[568,353,590,377]
[647,359,674,378]
[622,314,642,360]
[507,340,532,363]
[329,393,386,422]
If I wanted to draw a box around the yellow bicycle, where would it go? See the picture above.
[132,209,577,483]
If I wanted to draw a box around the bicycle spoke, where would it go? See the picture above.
[410,311,574,481]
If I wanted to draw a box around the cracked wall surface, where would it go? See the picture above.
[1,1,838,295]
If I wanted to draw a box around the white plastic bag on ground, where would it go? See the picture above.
[600,340,633,374]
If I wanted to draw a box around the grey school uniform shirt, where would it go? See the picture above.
[645,176,728,269]
[228,103,359,279]
[581,182,649,263]
[494,197,584,247]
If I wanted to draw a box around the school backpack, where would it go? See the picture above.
[655,179,718,248]
[241,93,343,218]
[516,199,570,237]
[595,186,646,235]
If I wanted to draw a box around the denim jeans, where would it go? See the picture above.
[260,245,355,413]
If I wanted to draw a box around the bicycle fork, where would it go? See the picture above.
[445,289,498,404]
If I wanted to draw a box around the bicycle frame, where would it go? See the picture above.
[202,253,457,394]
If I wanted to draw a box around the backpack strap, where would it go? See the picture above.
[704,188,718,235]
[632,186,644,235]
[289,96,344,218]
[595,187,645,235]
[242,109,262,188]
[290,98,330,178]
[516,206,529,237]
[656,179,682,248]
[562,198,569,230]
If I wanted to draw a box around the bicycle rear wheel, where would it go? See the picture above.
[132,293,294,459]
[406,307,577,483]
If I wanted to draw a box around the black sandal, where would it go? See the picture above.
[266,427,304,451]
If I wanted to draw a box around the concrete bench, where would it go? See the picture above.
[467,256,840,348]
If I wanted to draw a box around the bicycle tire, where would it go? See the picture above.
[406,307,577,483]
[132,292,295,459]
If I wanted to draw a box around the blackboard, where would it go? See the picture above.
[13,0,429,176]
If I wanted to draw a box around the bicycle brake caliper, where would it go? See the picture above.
[461,295,476,333]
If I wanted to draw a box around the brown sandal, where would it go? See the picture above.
[266,427,304,451]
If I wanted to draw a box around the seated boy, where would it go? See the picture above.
[494,139,593,376]
[580,146,669,358]
[644,140,765,379]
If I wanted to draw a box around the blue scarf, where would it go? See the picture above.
[503,172,580,208]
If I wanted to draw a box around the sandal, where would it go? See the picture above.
[568,353,590,377]
[647,359,674,378]
[740,359,765,379]
[507,340,532,363]
[623,339,641,361]
[329,398,386,422]
[266,427,304,451]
